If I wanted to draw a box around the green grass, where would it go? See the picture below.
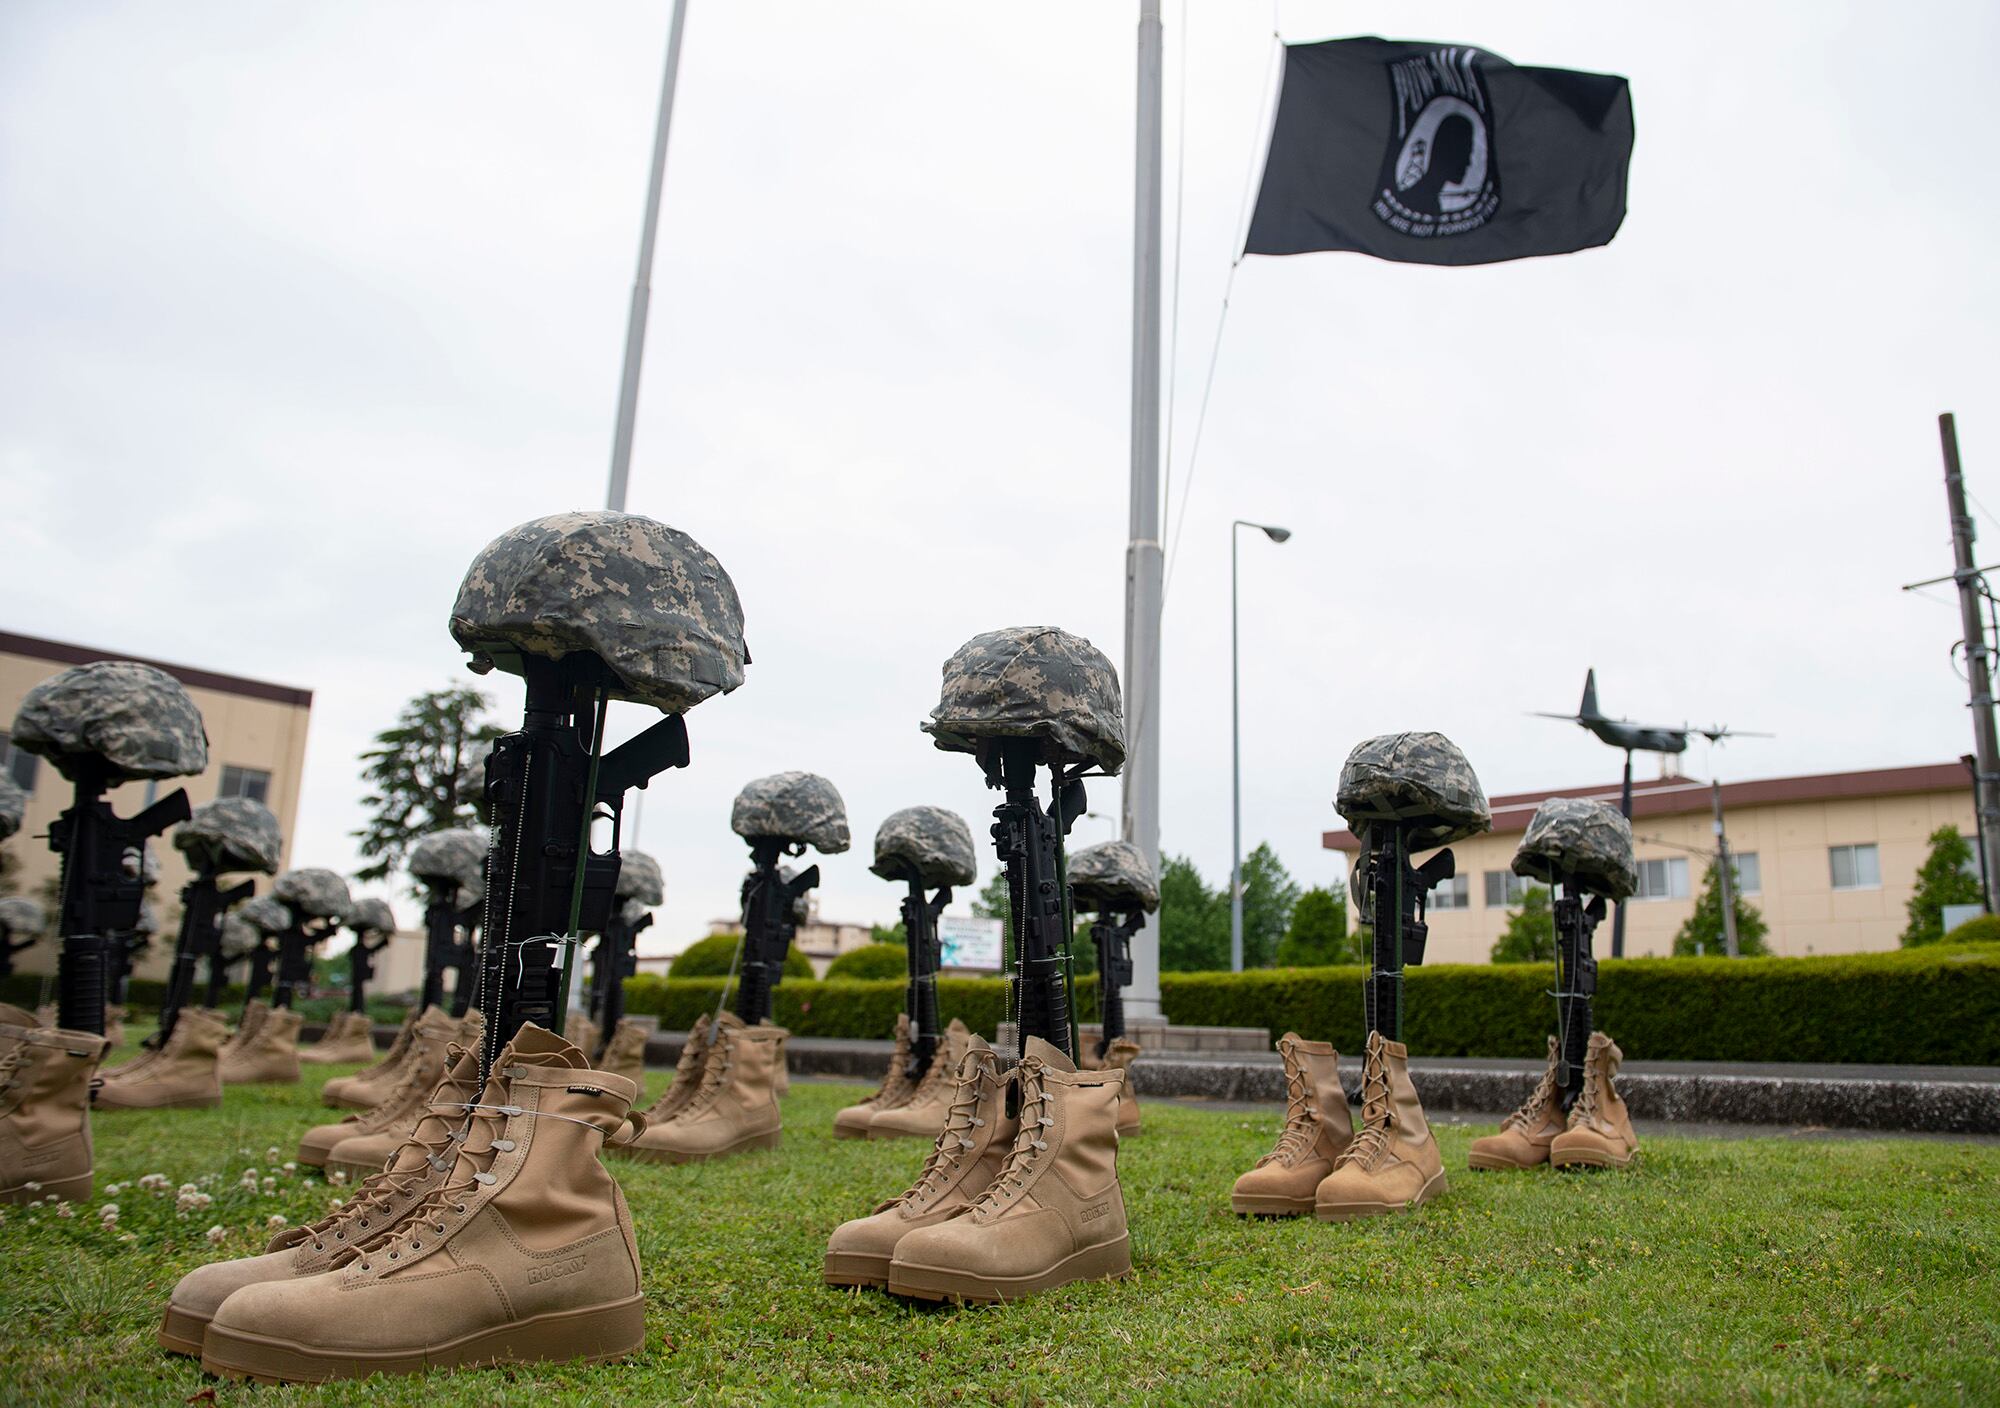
[1,1033,1995,1407]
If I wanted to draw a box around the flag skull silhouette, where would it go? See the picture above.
[1374,46,1499,238]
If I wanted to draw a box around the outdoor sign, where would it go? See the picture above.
[938,913,1003,972]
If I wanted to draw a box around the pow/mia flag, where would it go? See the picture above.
[1245,38,1633,266]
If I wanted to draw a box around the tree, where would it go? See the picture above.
[870,922,908,947]
[970,872,1011,936]
[1237,842,1301,969]
[1902,825,1985,947]
[1672,860,1770,957]
[352,686,504,883]
[1274,883,1356,966]
[1489,886,1555,964]
[1158,855,1229,971]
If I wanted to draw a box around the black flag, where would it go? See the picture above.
[1245,38,1633,266]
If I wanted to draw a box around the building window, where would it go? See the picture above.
[1732,852,1761,895]
[1483,871,1545,907]
[1426,874,1470,911]
[219,765,272,805]
[1829,843,1880,891]
[1633,857,1690,901]
[0,732,37,794]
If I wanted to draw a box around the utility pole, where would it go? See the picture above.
[1710,779,1739,959]
[1939,413,2000,911]
[1120,0,1165,1021]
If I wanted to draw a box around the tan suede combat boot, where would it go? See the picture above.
[201,1025,645,1383]
[97,1007,228,1111]
[321,1013,487,1178]
[616,1012,784,1164]
[632,1014,710,1130]
[0,1025,111,1205]
[161,1044,488,1356]
[824,1036,1017,1288]
[595,1019,648,1090]
[867,1020,971,1140]
[1550,1032,1639,1170]
[0,1004,36,1060]
[296,1012,466,1168]
[888,1036,1130,1303]
[834,1013,916,1139]
[220,1004,303,1085]
[1314,1032,1446,1221]
[1468,1036,1566,1171]
[220,1000,269,1062]
[1231,1033,1353,1216]
[564,1012,601,1059]
[321,1005,422,1109]
[302,1012,376,1066]
[104,1005,128,1049]
[1084,1035,1144,1137]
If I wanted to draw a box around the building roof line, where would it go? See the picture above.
[0,629,313,708]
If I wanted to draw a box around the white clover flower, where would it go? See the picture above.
[178,1183,199,1196]
[266,1146,281,1162]
[99,1202,119,1216]
[55,1202,74,1219]
[22,1181,41,1193]
[138,1174,170,1195]
[205,1225,228,1245]
[282,1162,297,1174]
[118,1232,137,1243]
[327,1171,348,1187]
[103,1182,126,1197]
[328,1198,344,1209]
[261,1178,277,1194]
[266,1214,287,1229]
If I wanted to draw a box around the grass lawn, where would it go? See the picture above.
[1,1035,1995,1407]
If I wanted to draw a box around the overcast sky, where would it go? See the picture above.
[6,1,1998,955]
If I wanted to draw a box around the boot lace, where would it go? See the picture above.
[972,1063,1055,1215]
[1335,1051,1395,1170]
[1502,1047,1560,1131]
[868,1027,914,1101]
[0,1047,23,1113]
[645,1019,709,1117]
[675,1026,738,1119]
[1257,1040,1321,1167]
[1569,1041,1616,1129]
[889,1058,993,1211]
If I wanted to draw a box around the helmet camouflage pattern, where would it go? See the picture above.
[0,775,24,842]
[11,661,209,784]
[869,806,977,887]
[0,896,44,937]
[174,797,283,876]
[238,894,292,935]
[1512,797,1639,901]
[449,511,749,714]
[1335,731,1490,850]
[347,896,398,936]
[273,868,352,923]
[731,772,851,853]
[923,627,1125,774]
[615,849,664,906]
[1067,839,1160,914]
[408,827,488,904]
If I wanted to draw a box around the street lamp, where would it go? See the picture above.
[1232,519,1292,971]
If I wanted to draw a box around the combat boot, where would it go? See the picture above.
[1230,1033,1353,1216]
[633,1014,710,1130]
[1314,1032,1446,1221]
[824,1036,1016,1288]
[1468,1036,1566,1171]
[220,1004,303,1085]
[322,1013,486,1177]
[97,1007,228,1111]
[0,1004,36,1058]
[595,1019,648,1090]
[219,1000,269,1061]
[296,1010,468,1168]
[202,1025,645,1383]
[1083,1035,1144,1137]
[833,1013,916,1139]
[616,1013,783,1164]
[1550,1032,1639,1170]
[867,1020,971,1140]
[160,1044,487,1356]
[103,1006,128,1049]
[564,1012,601,1059]
[888,1037,1130,1303]
[302,1012,376,1066]
[0,1026,111,1205]
[321,1005,422,1109]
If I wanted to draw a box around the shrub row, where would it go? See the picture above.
[623,944,2000,1066]
[0,975,409,1028]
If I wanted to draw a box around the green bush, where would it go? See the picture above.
[823,943,909,982]
[0,974,409,1028]
[621,945,2000,1065]
[1942,914,2000,945]
[666,933,812,981]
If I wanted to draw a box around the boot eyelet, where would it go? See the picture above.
[389,1251,399,1260]
[434,1223,445,1235]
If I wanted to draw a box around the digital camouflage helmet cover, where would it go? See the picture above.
[11,661,209,783]
[173,797,284,876]
[273,868,353,923]
[869,806,977,887]
[1512,797,1639,901]
[731,772,851,854]
[1066,839,1161,914]
[1335,731,1491,851]
[922,626,1126,774]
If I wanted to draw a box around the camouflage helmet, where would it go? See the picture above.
[11,661,209,784]
[1067,839,1160,914]
[134,900,160,938]
[219,909,267,957]
[0,896,45,937]
[408,827,488,905]
[1512,797,1639,901]
[0,775,24,842]
[274,868,352,923]
[449,511,749,714]
[615,849,664,906]
[1335,731,1491,851]
[923,627,1125,774]
[174,797,283,876]
[731,772,851,854]
[869,806,977,887]
[618,897,652,929]
[347,896,398,937]
[238,894,292,934]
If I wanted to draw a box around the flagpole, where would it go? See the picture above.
[1121,0,1165,1022]
[606,0,691,514]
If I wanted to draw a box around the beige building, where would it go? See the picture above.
[1322,763,1978,962]
[630,899,878,981]
[0,629,314,982]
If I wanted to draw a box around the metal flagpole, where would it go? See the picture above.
[605,0,692,514]
[1122,0,1166,1021]
[1939,412,2000,907]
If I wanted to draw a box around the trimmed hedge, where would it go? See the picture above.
[623,945,2000,1066]
[1943,915,2000,946]
[667,933,813,981]
[0,974,410,1028]
[823,944,908,982]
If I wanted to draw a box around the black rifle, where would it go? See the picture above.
[47,759,190,1035]
[981,737,1086,1063]
[0,927,34,981]
[241,936,276,1005]
[893,871,950,1080]
[1552,877,1607,1110]
[589,907,650,1060]
[159,871,254,1040]
[1360,825,1458,1043]
[734,840,818,1026]
[347,929,392,1013]
[1090,907,1142,1059]
[447,898,481,1018]
[271,912,335,1009]
[417,878,466,1014]
[476,652,689,1068]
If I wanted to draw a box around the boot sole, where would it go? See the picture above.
[863,1123,934,1141]
[1467,1151,1550,1172]
[1230,1193,1315,1217]
[888,1235,1131,1303]
[95,1092,224,1112]
[1315,1167,1448,1222]
[612,1128,781,1165]
[157,1304,209,1356]
[0,1172,92,1206]
[831,1124,872,1141]
[1552,1148,1636,1170]
[200,1293,646,1383]
[823,1251,893,1288]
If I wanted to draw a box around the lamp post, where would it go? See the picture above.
[1231,519,1292,972]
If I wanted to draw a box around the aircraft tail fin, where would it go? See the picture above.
[1579,669,1601,721]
